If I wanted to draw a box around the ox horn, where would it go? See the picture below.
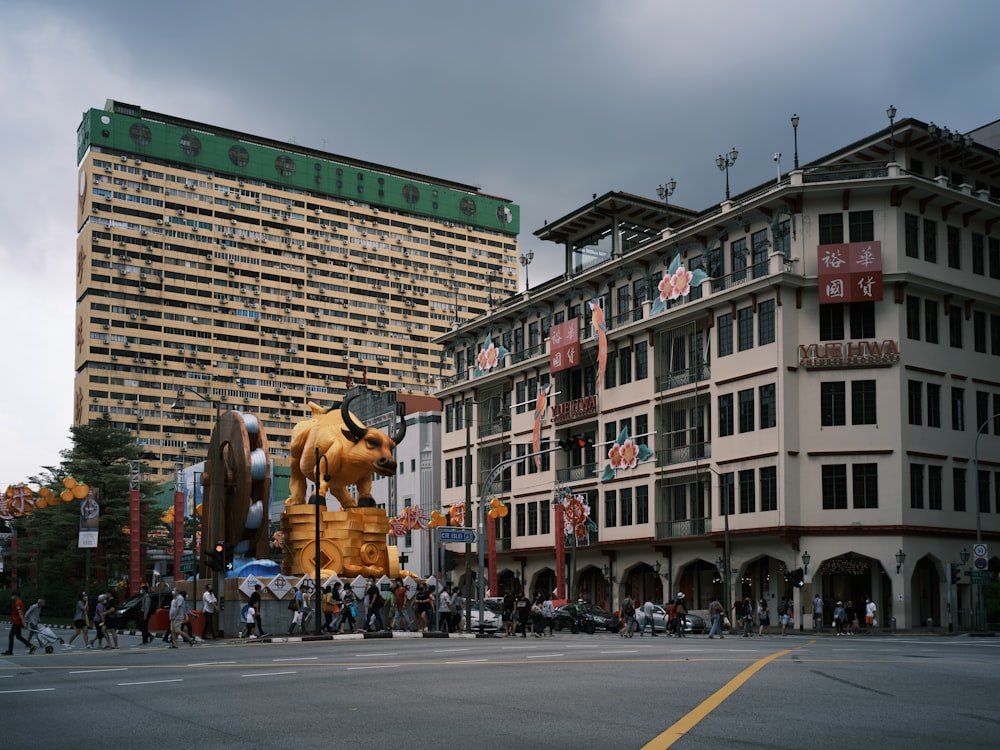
[391,403,407,445]
[340,392,368,440]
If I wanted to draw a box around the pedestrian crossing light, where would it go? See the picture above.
[789,568,805,587]
[210,541,225,572]
[224,543,235,572]
[951,567,962,585]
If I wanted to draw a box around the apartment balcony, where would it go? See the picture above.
[655,364,711,393]
[555,463,599,485]
[655,442,711,468]
[656,517,712,539]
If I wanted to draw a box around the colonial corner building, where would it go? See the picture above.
[436,115,1000,631]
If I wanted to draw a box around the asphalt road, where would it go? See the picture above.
[1,627,998,749]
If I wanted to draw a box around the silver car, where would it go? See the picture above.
[633,604,706,634]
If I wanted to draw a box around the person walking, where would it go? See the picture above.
[243,600,257,638]
[249,584,265,637]
[287,586,304,635]
[201,584,219,640]
[138,584,153,644]
[707,596,725,639]
[414,582,433,632]
[452,586,466,633]
[758,598,770,637]
[502,590,515,637]
[67,593,90,649]
[392,578,412,632]
[103,593,120,649]
[340,587,359,633]
[365,578,387,632]
[436,585,452,633]
[3,591,33,655]
[542,594,555,636]
[90,593,110,649]
[641,599,657,636]
[845,600,858,635]
[813,593,824,632]
[23,598,44,648]
[780,600,793,636]
[169,590,195,647]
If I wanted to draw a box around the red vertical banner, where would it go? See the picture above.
[554,503,566,600]
[487,514,497,597]
[129,488,141,596]
[173,488,184,586]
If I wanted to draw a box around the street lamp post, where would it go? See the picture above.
[800,551,811,631]
[973,413,1000,631]
[172,387,223,633]
[886,104,897,163]
[790,114,800,170]
[715,147,739,201]
[519,250,534,291]
[928,122,950,178]
[656,178,677,229]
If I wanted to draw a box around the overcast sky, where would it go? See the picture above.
[2,0,999,484]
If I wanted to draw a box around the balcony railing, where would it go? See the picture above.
[511,342,545,365]
[655,442,710,467]
[655,364,711,392]
[656,517,712,539]
[555,463,599,484]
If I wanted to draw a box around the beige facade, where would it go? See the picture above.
[437,116,1000,630]
[74,100,519,483]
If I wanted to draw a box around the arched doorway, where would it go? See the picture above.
[911,555,940,627]
[621,563,663,605]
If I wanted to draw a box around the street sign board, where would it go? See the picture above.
[971,570,993,585]
[438,528,478,544]
[180,561,196,573]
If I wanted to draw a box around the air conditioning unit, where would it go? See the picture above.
[165,432,172,438]
[137,415,144,421]
[157,219,163,225]
[231,219,237,225]
[189,419,197,425]
[117,399,124,404]
[124,341,130,347]
[103,323,109,330]
[145,258,152,264]
[111,355,118,361]
[130,313,137,320]
[178,209,185,216]
[140,272,147,279]
[139,286,146,293]
[141,229,148,236]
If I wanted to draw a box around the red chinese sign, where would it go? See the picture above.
[817,241,883,303]
[549,319,580,373]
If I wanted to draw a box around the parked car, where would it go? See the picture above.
[553,603,621,633]
[115,591,173,631]
[468,600,502,633]
[634,604,707,634]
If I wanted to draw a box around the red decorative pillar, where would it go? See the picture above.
[555,503,566,600]
[487,514,497,596]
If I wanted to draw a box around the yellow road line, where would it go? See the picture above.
[641,639,815,750]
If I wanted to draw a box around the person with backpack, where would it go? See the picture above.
[620,595,636,638]
[674,592,688,637]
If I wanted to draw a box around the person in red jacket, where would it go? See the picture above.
[3,590,34,655]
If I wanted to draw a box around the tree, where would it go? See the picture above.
[10,414,169,609]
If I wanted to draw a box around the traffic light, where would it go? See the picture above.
[210,541,225,572]
[558,437,575,452]
[789,568,805,587]
[951,566,962,585]
[575,435,594,449]
[224,544,235,572]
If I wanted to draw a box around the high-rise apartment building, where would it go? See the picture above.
[75,99,519,480]
[437,115,1000,631]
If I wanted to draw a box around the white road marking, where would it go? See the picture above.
[0,687,56,694]
[446,659,489,664]
[526,653,564,659]
[69,668,128,674]
[272,656,318,662]
[242,671,298,677]
[347,665,398,670]
[118,679,183,686]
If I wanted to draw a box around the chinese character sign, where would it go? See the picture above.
[817,241,883,303]
[549,319,579,374]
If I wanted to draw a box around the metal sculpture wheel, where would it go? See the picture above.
[200,410,271,579]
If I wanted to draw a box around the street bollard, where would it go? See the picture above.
[890,616,896,632]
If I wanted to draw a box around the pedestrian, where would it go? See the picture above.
[340,587,359,633]
[707,596,725,639]
[90,593,110,649]
[414,582,433,632]
[139,584,153,644]
[365,578,388,632]
[665,599,677,636]
[780,600,792,636]
[740,597,755,637]
[674,592,688,637]
[243,601,257,638]
[392,578,412,632]
[452,586,466,632]
[641,599,657,636]
[845,600,858,635]
[3,590,32,655]
[103,593,120,649]
[169,590,195,647]
[865,597,878,634]
[813,593,824,632]
[620,595,636,637]
[249,584,265,637]
[68,592,90,649]
[833,600,846,635]
[530,595,546,637]
[329,582,344,633]
[321,585,336,633]
[542,594,555,636]
[287,585,304,635]
[502,590,515,637]
[515,592,531,637]
[758,598,770,637]
[23,598,44,649]
[437,584,452,632]
[201,584,218,639]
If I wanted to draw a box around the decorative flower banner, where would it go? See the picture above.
[590,299,607,395]
[600,426,654,481]
[558,487,593,543]
[473,333,508,378]
[532,384,550,471]
[388,505,429,537]
[650,253,709,315]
